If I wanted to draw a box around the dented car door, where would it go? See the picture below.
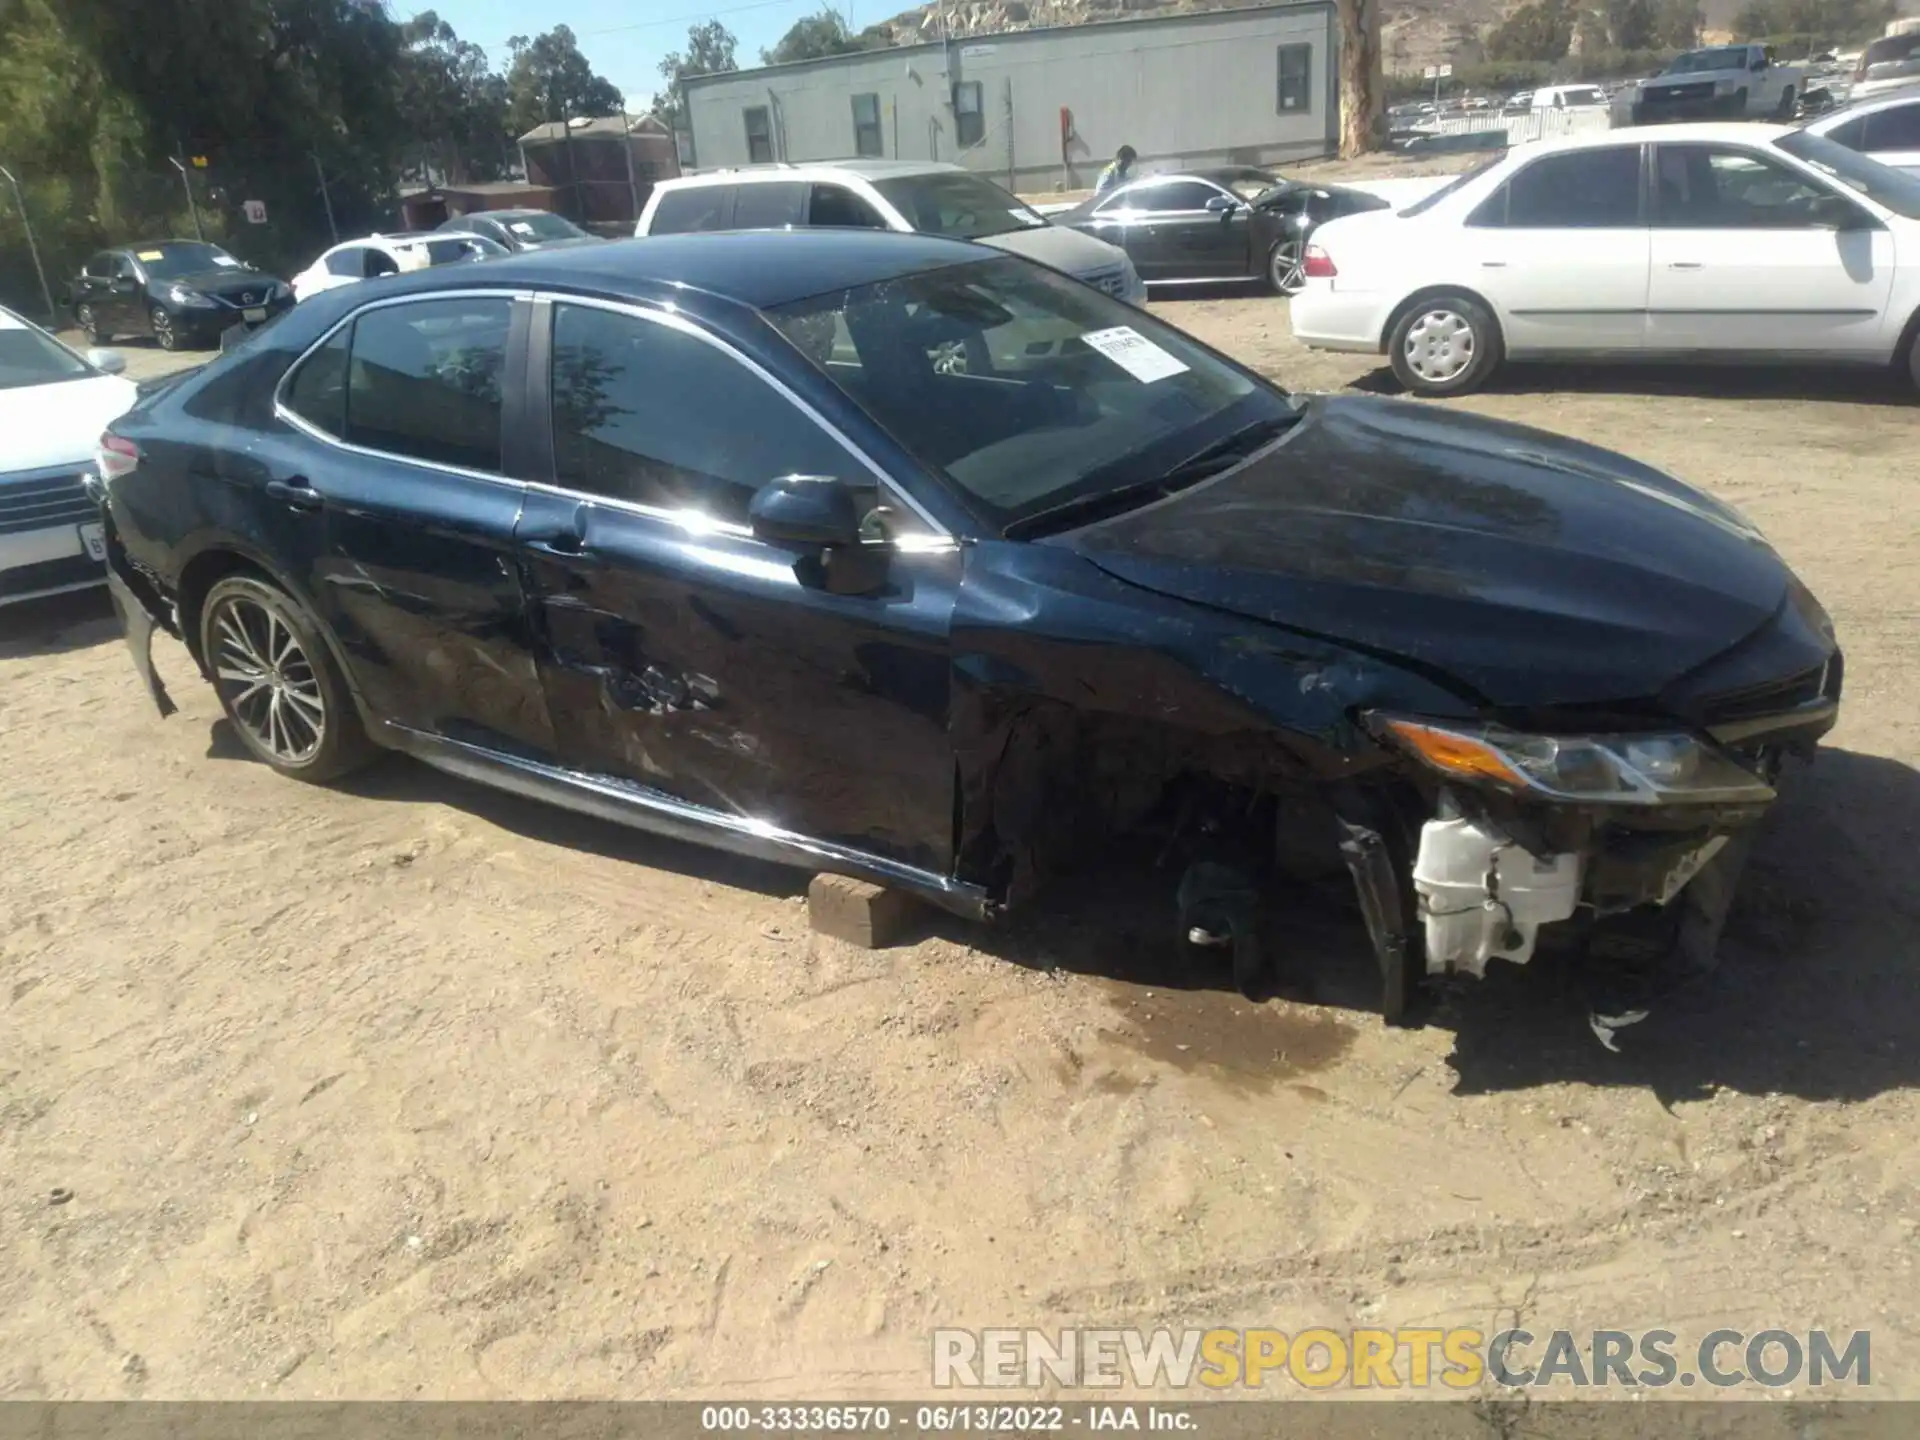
[514,297,962,875]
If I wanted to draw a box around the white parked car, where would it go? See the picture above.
[0,306,136,603]
[1801,85,1920,177]
[636,160,1146,304]
[1290,122,1920,396]
[290,232,509,302]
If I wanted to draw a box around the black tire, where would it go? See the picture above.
[1774,87,1796,120]
[1387,292,1503,397]
[1266,238,1306,295]
[150,306,179,351]
[76,303,107,345]
[198,574,375,783]
[1905,327,1920,394]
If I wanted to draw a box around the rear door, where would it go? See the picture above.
[263,291,554,752]
[1098,179,1246,280]
[1459,143,1650,353]
[1862,98,1920,177]
[1646,141,1894,356]
[807,183,892,229]
[514,295,961,873]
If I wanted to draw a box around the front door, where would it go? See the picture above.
[1462,143,1651,354]
[1101,178,1250,280]
[107,253,144,333]
[261,291,555,754]
[516,297,959,874]
[1647,142,1895,356]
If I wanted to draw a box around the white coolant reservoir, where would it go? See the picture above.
[1412,816,1583,978]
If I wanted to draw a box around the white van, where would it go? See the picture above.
[1503,84,1609,115]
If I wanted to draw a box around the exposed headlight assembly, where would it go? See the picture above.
[1375,716,1775,806]
[166,284,217,308]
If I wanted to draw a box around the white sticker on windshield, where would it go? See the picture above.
[509,221,537,235]
[212,255,241,267]
[1080,325,1189,383]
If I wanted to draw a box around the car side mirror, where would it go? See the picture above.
[750,474,863,550]
[86,348,127,375]
[1205,194,1238,215]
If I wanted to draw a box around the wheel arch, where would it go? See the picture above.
[1379,284,1507,354]
[1893,301,1920,378]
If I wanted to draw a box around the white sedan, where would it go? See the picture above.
[290,232,508,302]
[0,306,136,604]
[1800,85,1920,177]
[1290,122,1920,396]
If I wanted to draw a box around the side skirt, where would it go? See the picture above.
[382,724,995,922]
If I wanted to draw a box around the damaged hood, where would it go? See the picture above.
[1055,395,1793,710]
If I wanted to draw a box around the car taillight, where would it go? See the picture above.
[96,433,140,484]
[1303,245,1337,279]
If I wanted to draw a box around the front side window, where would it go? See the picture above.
[809,184,889,229]
[731,181,808,229]
[85,253,117,279]
[341,297,511,472]
[744,106,773,164]
[767,256,1286,535]
[550,303,858,526]
[323,246,365,278]
[1472,147,1642,228]
[649,186,732,234]
[1123,180,1227,214]
[1277,44,1313,113]
[953,81,984,148]
[1655,144,1843,228]
[1865,101,1920,152]
[870,171,1044,238]
[852,93,884,158]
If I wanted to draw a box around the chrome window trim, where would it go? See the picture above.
[534,291,953,543]
[272,287,538,491]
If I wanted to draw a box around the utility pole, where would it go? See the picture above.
[169,154,205,239]
[0,163,58,327]
[313,151,338,243]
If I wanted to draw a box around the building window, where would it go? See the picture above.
[953,81,984,148]
[852,93,884,157]
[1277,44,1312,114]
[744,106,773,164]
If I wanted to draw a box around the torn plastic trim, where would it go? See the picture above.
[105,546,177,719]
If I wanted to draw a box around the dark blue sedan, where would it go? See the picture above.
[94,230,1838,1030]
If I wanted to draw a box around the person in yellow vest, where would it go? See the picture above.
[1095,145,1137,195]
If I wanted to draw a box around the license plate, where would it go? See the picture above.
[243,307,267,322]
[78,521,106,562]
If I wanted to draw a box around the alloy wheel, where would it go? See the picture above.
[1269,242,1305,295]
[209,594,326,765]
[151,307,177,351]
[77,304,100,343]
[1402,308,1476,384]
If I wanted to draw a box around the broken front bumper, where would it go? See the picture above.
[103,535,177,718]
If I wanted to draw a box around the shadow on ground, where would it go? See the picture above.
[0,587,118,659]
[1350,361,1914,407]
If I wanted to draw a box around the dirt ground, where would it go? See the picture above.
[3,302,1918,1403]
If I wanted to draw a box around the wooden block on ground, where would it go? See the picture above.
[807,873,918,948]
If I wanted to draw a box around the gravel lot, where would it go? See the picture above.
[4,304,1917,1400]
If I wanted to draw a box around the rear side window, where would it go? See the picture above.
[649,186,732,234]
[282,325,350,436]
[1865,102,1920,151]
[1470,147,1642,227]
[324,247,365,278]
[809,184,889,228]
[342,298,511,472]
[731,181,808,229]
[550,302,856,524]
[1126,181,1226,213]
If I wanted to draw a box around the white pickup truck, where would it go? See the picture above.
[1626,43,1806,123]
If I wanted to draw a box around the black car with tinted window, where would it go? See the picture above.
[71,240,294,352]
[433,209,603,253]
[94,231,1839,1041]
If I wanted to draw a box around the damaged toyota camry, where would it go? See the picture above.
[92,230,1840,1033]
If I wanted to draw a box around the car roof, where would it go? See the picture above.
[1189,167,1281,186]
[358,228,990,311]
[1506,121,1794,159]
[1808,82,1920,124]
[659,159,963,189]
[0,305,31,331]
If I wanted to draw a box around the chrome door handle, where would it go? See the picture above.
[1480,260,1506,268]
[1668,261,1703,269]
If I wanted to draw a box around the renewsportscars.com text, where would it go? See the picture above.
[931,1327,1871,1390]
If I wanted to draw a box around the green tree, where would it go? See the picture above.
[504,25,625,137]
[397,11,512,183]
[653,21,739,129]
[762,8,868,65]
[1486,0,1575,62]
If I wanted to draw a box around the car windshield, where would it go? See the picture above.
[1398,154,1504,216]
[136,241,244,279]
[1666,47,1751,74]
[0,323,95,390]
[1858,34,1920,80]
[497,211,587,241]
[767,255,1293,534]
[1774,129,1920,218]
[870,172,1048,240]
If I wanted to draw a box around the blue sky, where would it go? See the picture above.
[406,0,864,111]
